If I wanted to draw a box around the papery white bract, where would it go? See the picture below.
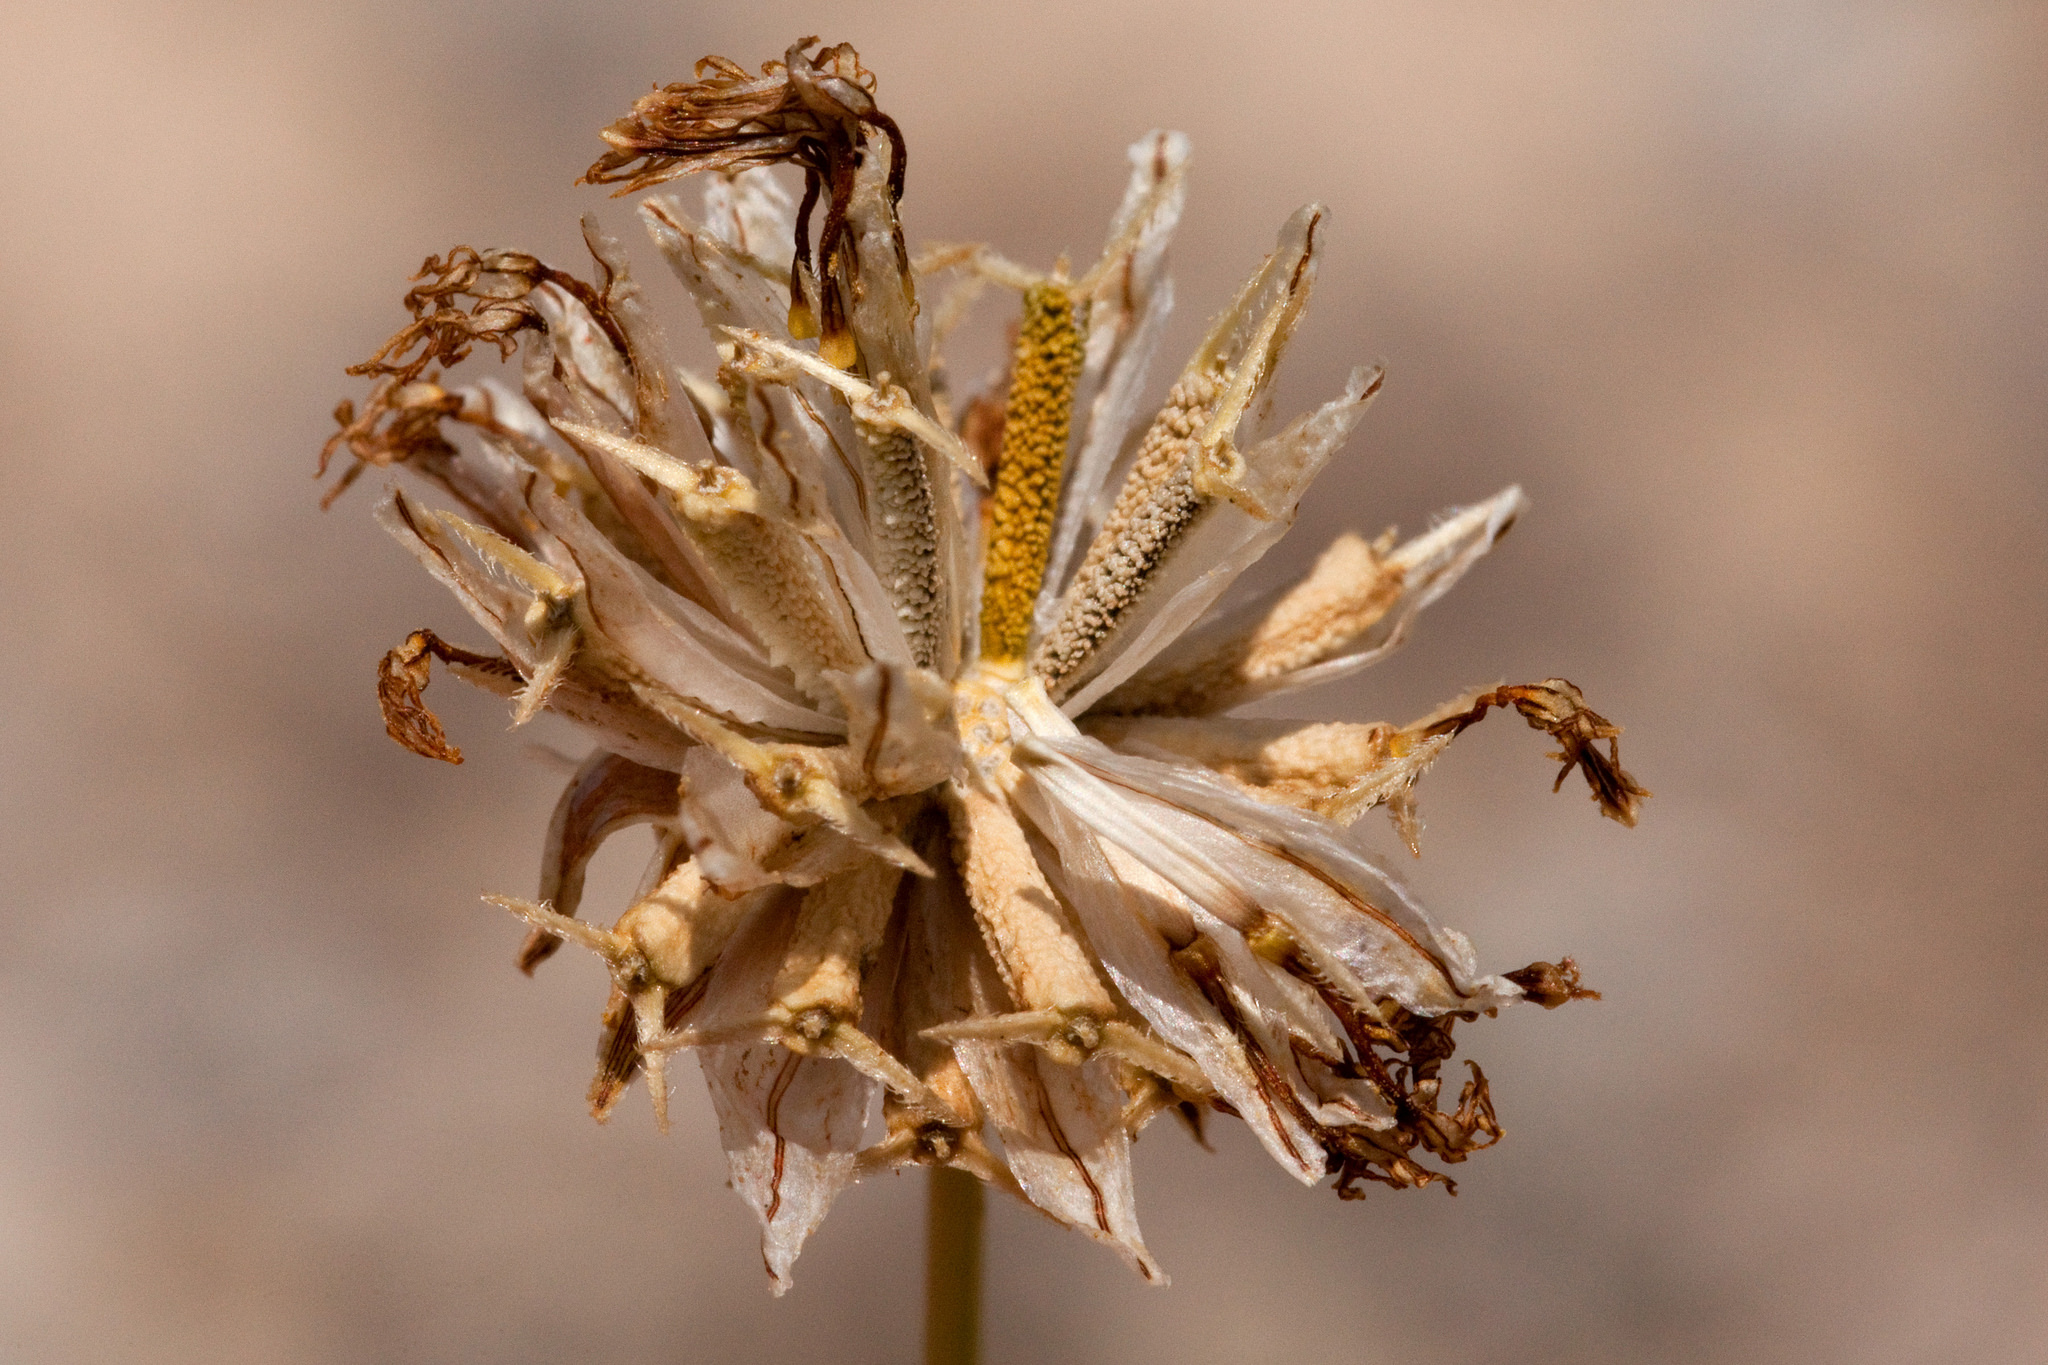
[327,38,1646,1293]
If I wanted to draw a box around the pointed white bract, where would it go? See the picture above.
[330,39,1643,1292]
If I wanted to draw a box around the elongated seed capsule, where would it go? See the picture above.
[979,282,1085,663]
[858,424,946,668]
[1031,363,1226,693]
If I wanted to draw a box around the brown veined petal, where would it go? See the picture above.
[1017,734,1526,1018]
[952,1040,1165,1283]
[1010,776,1328,1183]
[826,662,960,799]
[688,889,876,1295]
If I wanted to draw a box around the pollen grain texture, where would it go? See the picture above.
[979,283,1084,663]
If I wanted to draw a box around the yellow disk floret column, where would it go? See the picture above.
[978,282,1085,664]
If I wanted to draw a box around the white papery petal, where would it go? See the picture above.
[1020,735,1524,1015]
[1153,486,1526,710]
[396,404,547,543]
[953,1042,1164,1282]
[531,281,638,426]
[676,746,790,893]
[522,482,845,735]
[538,750,680,924]
[694,895,874,1294]
[377,490,528,655]
[579,215,704,459]
[469,375,561,451]
[844,130,931,408]
[1038,130,1191,637]
[897,778,1161,1270]
[1058,365,1381,715]
[700,167,798,276]
[1013,777,1327,1182]
[827,662,960,798]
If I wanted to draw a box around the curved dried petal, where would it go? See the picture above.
[520,750,681,972]
[954,1041,1164,1282]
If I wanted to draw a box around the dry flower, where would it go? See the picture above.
[326,37,1645,1291]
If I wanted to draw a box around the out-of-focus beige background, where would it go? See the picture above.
[4,1,2044,1360]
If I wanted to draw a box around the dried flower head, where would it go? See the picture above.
[326,37,1646,1291]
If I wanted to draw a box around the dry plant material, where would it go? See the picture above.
[325,37,1645,1292]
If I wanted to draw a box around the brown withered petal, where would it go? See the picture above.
[1504,957,1603,1009]
[581,39,907,381]
[1420,678,1652,826]
[326,40,1642,1291]
[374,629,506,764]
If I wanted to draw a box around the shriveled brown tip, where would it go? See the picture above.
[516,928,562,975]
[321,246,566,502]
[1427,678,1651,826]
[579,40,906,363]
[1515,678,1652,826]
[1505,956,1602,1009]
[585,989,640,1122]
[346,248,546,384]
[377,630,465,763]
[577,38,886,194]
[374,629,510,764]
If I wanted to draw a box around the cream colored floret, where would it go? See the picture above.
[1101,531,1403,714]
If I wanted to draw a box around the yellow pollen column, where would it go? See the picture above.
[979,282,1084,663]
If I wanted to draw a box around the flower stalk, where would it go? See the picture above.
[926,1165,984,1365]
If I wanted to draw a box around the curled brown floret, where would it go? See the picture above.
[582,38,906,366]
[1424,678,1652,826]
[320,247,624,504]
[1505,956,1603,1008]
[375,629,509,764]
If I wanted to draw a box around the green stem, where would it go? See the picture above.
[925,1165,984,1365]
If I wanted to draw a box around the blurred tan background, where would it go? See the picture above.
[3,1,2044,1360]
